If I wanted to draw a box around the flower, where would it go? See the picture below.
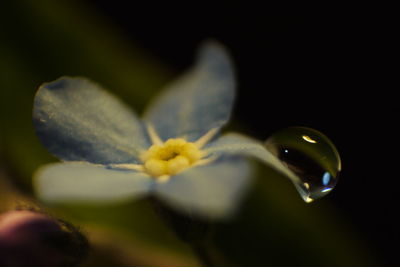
[33,42,296,219]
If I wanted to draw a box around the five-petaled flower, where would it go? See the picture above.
[33,42,295,219]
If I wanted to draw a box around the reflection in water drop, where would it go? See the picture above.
[265,127,341,203]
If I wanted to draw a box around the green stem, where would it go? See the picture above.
[192,242,215,267]
[148,198,228,266]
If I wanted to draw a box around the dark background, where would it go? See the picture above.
[0,1,396,266]
[88,5,396,266]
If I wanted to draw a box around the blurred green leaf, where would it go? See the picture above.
[0,0,172,184]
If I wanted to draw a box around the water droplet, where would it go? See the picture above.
[265,127,341,203]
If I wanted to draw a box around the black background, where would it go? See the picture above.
[82,4,397,266]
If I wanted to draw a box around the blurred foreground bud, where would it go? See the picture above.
[0,210,88,267]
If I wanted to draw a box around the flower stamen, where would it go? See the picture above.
[193,155,219,167]
[141,138,205,178]
[108,163,144,171]
[194,127,219,148]
[138,128,222,178]
[147,123,163,145]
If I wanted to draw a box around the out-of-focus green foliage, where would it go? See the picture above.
[0,1,380,266]
[0,0,171,183]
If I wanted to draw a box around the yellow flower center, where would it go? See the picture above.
[141,138,204,177]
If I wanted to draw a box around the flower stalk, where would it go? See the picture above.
[149,196,218,266]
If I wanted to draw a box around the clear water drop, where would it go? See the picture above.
[265,127,341,203]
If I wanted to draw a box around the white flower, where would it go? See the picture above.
[33,42,296,219]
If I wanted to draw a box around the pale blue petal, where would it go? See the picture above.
[155,157,252,219]
[33,77,149,164]
[34,162,153,203]
[205,133,300,184]
[144,41,235,141]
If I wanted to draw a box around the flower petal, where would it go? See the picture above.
[155,157,252,219]
[205,133,300,183]
[33,77,149,164]
[144,41,235,141]
[34,162,153,203]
